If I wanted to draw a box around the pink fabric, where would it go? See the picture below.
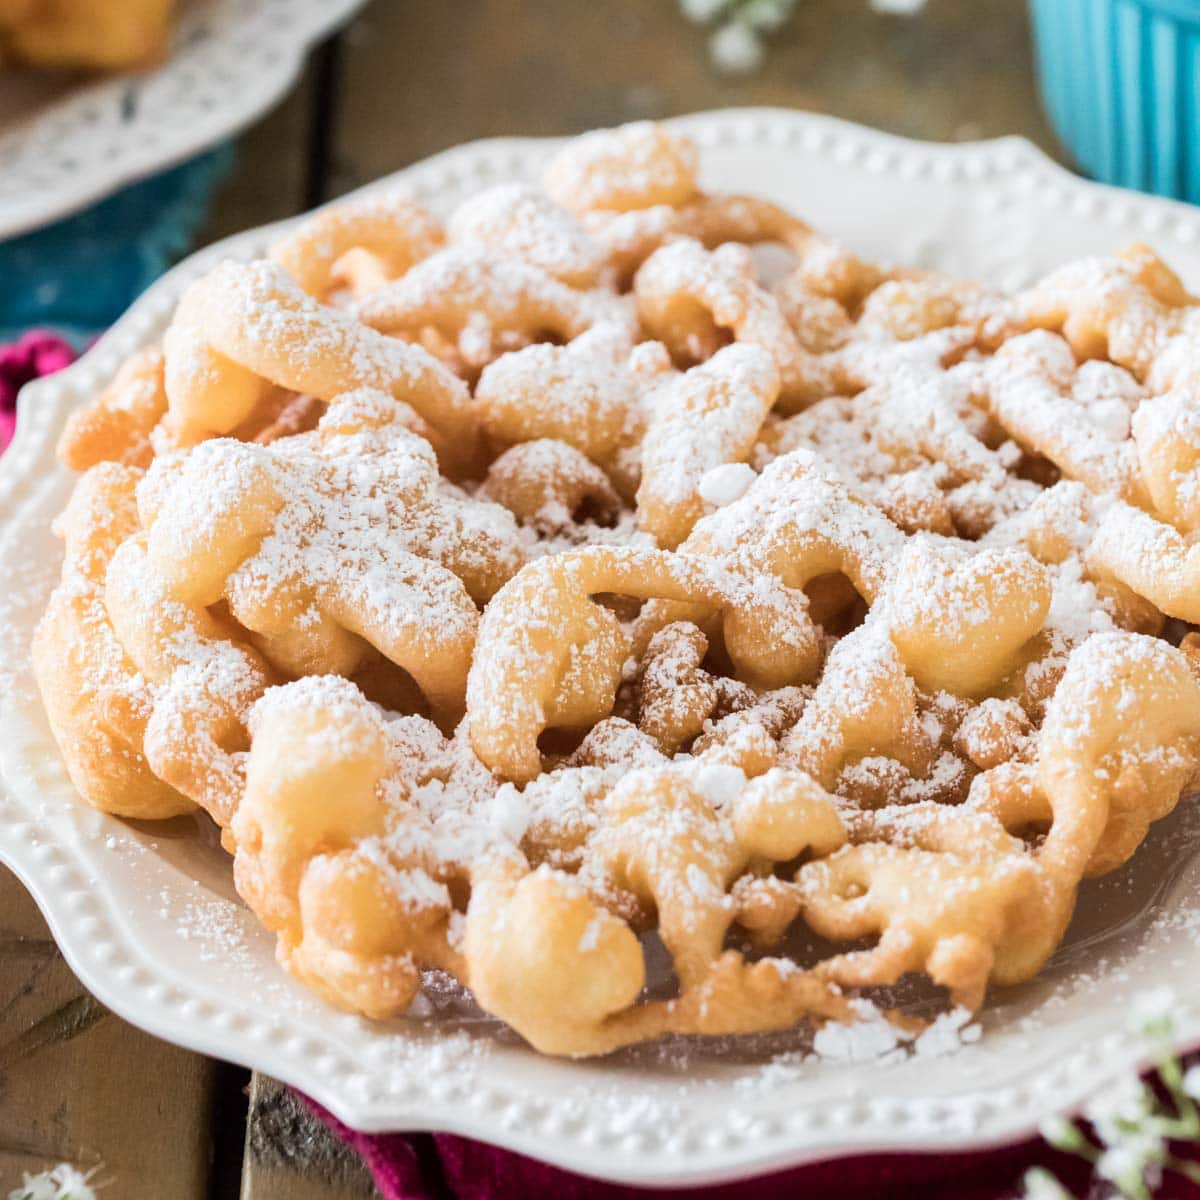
[0,330,75,451]
[306,1095,1117,1199]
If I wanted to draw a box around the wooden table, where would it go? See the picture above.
[0,2,1065,1195]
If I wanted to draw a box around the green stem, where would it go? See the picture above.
[1156,1055,1200,1136]
[1166,1156,1200,1183]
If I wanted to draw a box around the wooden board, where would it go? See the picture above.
[207,0,1063,237]
[331,0,1061,197]
[201,55,321,243]
[0,866,217,1199]
[239,1076,380,1200]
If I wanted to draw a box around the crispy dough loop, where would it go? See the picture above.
[475,324,665,499]
[105,530,274,827]
[1021,243,1199,386]
[799,835,1040,1010]
[57,347,167,471]
[635,238,842,411]
[162,259,480,476]
[857,276,1019,349]
[467,761,850,1056]
[479,438,621,535]
[637,342,779,549]
[139,389,523,724]
[641,451,906,691]
[1037,632,1200,878]
[980,331,1150,507]
[795,632,1200,1009]
[467,544,788,782]
[233,677,465,1019]
[33,463,190,819]
[1089,501,1200,623]
[448,183,608,288]
[543,120,699,216]
[583,193,816,287]
[634,621,755,755]
[270,190,444,299]
[357,245,635,378]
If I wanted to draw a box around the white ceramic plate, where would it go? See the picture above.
[2,109,1200,1189]
[0,0,367,240]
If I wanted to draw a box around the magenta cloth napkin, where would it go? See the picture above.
[0,330,75,451]
[305,1095,1118,1200]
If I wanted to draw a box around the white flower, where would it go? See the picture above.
[8,1165,97,1200]
[1095,1131,1165,1191]
[709,20,764,74]
[1037,1114,1088,1153]
[1021,1167,1075,1200]
[1095,1143,1140,1187]
[50,1165,99,1200]
[680,0,729,23]
[871,0,927,13]
[1128,985,1176,1038]
[740,0,798,31]
[1182,1062,1200,1101]
[8,1178,56,1200]
[1084,1073,1153,1144]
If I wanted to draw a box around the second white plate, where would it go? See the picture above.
[0,0,367,240]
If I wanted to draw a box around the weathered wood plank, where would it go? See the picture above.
[199,51,321,243]
[331,0,1061,197]
[240,1075,380,1200]
[0,866,216,1199]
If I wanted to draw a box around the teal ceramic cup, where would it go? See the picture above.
[1029,0,1200,202]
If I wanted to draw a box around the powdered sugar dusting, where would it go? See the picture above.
[27,119,1200,1072]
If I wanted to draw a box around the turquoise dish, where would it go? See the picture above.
[0,145,233,341]
[1029,0,1200,202]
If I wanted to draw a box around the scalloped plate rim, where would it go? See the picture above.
[2,108,1199,1187]
[0,0,369,239]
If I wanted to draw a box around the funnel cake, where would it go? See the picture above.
[0,0,174,71]
[35,121,1200,1058]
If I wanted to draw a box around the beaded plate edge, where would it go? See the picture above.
[1,109,1198,1187]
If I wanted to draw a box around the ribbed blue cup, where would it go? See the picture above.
[1029,0,1200,202]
